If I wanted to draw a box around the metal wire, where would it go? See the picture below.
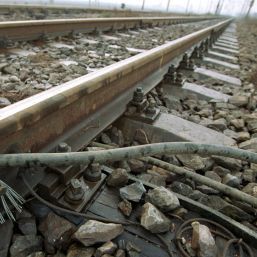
[175,218,254,257]
[0,180,25,224]
[21,173,136,226]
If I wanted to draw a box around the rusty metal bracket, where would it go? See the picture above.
[125,87,161,124]
[38,164,107,212]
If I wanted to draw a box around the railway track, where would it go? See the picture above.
[0,18,219,103]
[0,12,257,257]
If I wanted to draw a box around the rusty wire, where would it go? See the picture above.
[175,218,254,257]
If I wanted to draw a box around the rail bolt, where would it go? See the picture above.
[175,73,184,87]
[133,87,144,103]
[168,65,176,75]
[56,142,71,153]
[64,178,85,203]
[84,163,102,182]
[146,99,156,115]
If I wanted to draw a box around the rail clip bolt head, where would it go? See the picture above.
[56,142,71,153]
[70,179,83,195]
[65,178,85,203]
[84,163,102,182]
[133,87,144,103]
[146,100,156,115]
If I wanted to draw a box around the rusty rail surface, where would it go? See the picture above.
[0,16,217,42]
[0,18,231,154]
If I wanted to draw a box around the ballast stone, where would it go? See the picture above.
[95,241,117,257]
[73,220,124,246]
[120,182,146,202]
[146,186,180,212]
[107,168,129,187]
[140,202,171,233]
[67,243,95,257]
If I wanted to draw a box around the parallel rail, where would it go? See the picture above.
[0,18,231,154]
[0,16,217,42]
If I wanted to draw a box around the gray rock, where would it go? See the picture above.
[120,182,146,202]
[191,222,217,257]
[172,207,188,218]
[242,183,257,197]
[224,129,240,140]
[205,171,222,182]
[170,181,194,196]
[118,199,132,217]
[201,158,215,171]
[95,241,117,257]
[110,127,124,146]
[164,96,182,112]
[115,249,125,257]
[3,64,17,74]
[162,155,180,166]
[67,243,95,257]
[9,75,20,82]
[107,168,129,187]
[149,165,173,182]
[0,97,11,107]
[214,110,227,119]
[212,166,230,177]
[230,119,245,130]
[101,133,112,145]
[247,120,257,133]
[239,138,257,151]
[73,220,124,246]
[196,185,219,194]
[207,118,227,132]
[0,220,13,257]
[0,62,8,71]
[189,190,206,201]
[243,169,256,183]
[10,235,43,257]
[117,160,131,172]
[138,173,166,187]
[38,212,75,250]
[140,202,170,233]
[127,159,146,174]
[212,156,242,171]
[134,129,149,144]
[126,241,141,257]
[236,131,251,142]
[18,217,37,235]
[211,105,230,115]
[199,195,253,221]
[176,154,205,170]
[146,186,180,212]
[229,95,248,107]
[222,174,241,188]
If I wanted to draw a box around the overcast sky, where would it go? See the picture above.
[2,0,257,16]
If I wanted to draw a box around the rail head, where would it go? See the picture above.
[0,16,218,28]
[0,18,232,153]
[0,15,222,43]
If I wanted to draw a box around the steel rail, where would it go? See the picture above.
[0,18,231,154]
[0,16,218,42]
